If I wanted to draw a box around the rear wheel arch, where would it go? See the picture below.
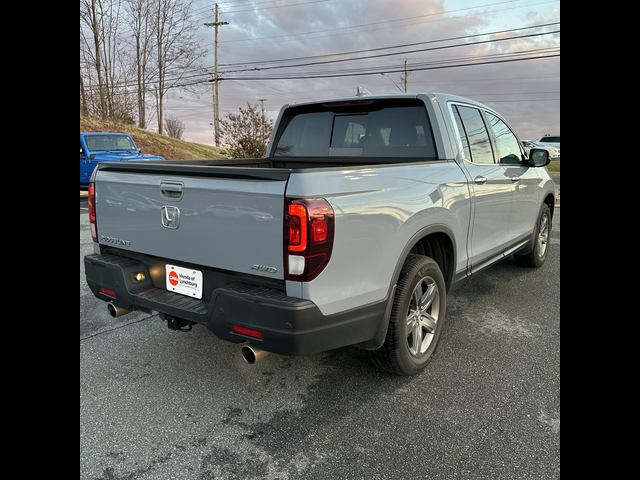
[355,225,457,352]
[406,229,455,293]
[368,254,447,375]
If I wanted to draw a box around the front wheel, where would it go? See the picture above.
[514,203,551,268]
[369,255,446,376]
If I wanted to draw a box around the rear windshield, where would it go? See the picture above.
[273,99,437,159]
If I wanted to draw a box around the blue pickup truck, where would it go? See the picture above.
[80,132,165,189]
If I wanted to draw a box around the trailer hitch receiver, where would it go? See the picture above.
[161,313,195,332]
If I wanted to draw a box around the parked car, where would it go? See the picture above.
[522,140,560,161]
[84,92,555,376]
[534,134,560,149]
[80,133,165,190]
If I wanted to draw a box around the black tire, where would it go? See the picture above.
[369,255,446,376]
[514,203,551,268]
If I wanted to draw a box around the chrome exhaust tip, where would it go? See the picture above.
[107,302,131,318]
[241,344,270,364]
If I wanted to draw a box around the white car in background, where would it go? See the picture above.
[534,135,560,149]
[523,139,560,161]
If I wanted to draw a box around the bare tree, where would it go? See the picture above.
[154,0,204,135]
[124,0,156,128]
[80,0,107,117]
[81,0,136,122]
[80,0,204,129]
[220,102,274,158]
[164,115,185,139]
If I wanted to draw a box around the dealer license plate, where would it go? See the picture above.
[166,264,203,299]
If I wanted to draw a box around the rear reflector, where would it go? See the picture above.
[233,325,263,339]
[100,287,116,297]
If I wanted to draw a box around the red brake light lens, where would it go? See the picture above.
[285,198,335,282]
[288,204,307,252]
[88,182,98,242]
[322,100,375,107]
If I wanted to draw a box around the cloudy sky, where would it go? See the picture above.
[161,0,560,146]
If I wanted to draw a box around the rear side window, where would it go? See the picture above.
[274,99,436,159]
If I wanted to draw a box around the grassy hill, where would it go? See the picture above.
[80,115,230,160]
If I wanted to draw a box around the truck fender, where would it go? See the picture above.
[356,223,457,351]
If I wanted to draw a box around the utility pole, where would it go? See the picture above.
[205,4,228,147]
[258,98,267,117]
[257,98,267,141]
[402,59,409,93]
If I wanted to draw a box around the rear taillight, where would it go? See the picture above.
[88,182,98,242]
[285,198,335,282]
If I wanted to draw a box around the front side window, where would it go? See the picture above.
[274,100,437,160]
[485,113,522,165]
[455,106,494,164]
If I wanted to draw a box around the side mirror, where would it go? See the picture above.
[529,148,550,167]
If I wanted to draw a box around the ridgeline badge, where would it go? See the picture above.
[100,235,130,247]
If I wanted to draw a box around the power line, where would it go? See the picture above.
[221,22,558,67]
[221,0,330,14]
[220,27,559,74]
[221,52,560,81]
[82,24,559,92]
[217,0,556,46]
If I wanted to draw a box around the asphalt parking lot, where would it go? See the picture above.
[80,199,560,480]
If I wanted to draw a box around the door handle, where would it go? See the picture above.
[474,176,487,185]
[510,175,521,182]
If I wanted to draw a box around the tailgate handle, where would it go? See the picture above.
[160,181,184,200]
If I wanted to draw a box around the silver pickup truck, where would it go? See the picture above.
[84,92,556,375]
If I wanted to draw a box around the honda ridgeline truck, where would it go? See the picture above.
[84,92,556,375]
[80,132,165,190]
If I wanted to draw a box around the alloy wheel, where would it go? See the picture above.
[406,276,440,357]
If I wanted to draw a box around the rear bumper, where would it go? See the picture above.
[84,253,385,356]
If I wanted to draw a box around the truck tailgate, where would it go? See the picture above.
[93,162,291,280]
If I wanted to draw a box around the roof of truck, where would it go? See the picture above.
[284,91,490,110]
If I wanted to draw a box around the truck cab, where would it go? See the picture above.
[80,132,165,190]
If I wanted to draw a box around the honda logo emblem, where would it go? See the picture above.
[161,206,180,229]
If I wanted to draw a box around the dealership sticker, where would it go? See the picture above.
[166,264,203,299]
